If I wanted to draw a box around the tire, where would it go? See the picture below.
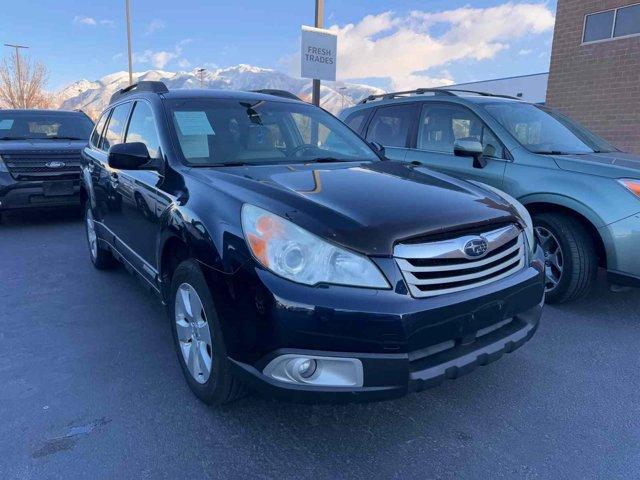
[85,204,116,270]
[169,259,246,405]
[533,212,598,304]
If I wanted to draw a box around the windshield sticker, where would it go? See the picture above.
[180,136,210,159]
[174,111,215,136]
[0,119,14,130]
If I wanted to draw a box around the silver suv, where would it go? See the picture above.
[340,88,640,303]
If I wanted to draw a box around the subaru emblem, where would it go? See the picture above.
[463,237,489,258]
[45,161,66,168]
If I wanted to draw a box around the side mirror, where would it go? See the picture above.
[369,141,386,157]
[453,139,488,169]
[108,142,152,170]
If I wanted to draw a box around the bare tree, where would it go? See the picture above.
[0,50,51,109]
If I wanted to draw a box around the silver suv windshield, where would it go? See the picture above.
[166,98,379,166]
[482,102,617,155]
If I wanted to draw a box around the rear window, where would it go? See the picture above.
[0,111,94,141]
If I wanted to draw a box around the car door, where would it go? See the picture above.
[116,99,172,270]
[83,109,111,222]
[364,103,419,162]
[406,102,508,188]
[92,101,134,243]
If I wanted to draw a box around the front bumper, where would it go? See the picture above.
[230,301,541,403]
[0,173,80,210]
[600,212,640,286]
[222,247,545,403]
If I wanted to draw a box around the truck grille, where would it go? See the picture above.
[2,151,82,181]
[395,224,526,298]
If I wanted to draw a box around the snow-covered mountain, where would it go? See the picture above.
[57,64,384,117]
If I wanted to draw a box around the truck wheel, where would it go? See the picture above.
[533,212,597,304]
[85,204,116,270]
[169,259,246,405]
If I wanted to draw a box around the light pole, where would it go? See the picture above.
[196,68,206,87]
[125,0,134,85]
[4,43,29,108]
[339,86,347,110]
[311,0,324,106]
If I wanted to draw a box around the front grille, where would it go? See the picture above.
[395,224,526,298]
[2,151,81,181]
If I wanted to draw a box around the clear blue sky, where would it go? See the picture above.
[0,0,557,90]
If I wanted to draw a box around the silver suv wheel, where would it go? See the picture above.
[535,226,564,292]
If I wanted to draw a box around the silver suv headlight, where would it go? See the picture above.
[241,204,389,289]
[470,181,535,256]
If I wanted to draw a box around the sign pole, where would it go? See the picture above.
[126,0,134,86]
[312,0,324,106]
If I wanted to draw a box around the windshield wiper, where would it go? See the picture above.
[0,136,27,140]
[47,136,85,140]
[210,161,251,167]
[532,150,573,155]
[303,157,351,164]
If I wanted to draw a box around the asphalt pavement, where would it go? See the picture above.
[1,209,639,480]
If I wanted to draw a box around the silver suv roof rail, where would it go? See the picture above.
[358,88,521,104]
[110,81,169,104]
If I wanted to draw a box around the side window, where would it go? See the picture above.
[90,111,109,149]
[101,102,132,151]
[125,101,161,158]
[481,128,504,159]
[366,104,415,148]
[343,110,369,134]
[418,104,504,158]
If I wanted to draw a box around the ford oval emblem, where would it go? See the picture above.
[463,238,489,258]
[46,161,66,168]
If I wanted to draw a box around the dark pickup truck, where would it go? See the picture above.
[0,109,94,220]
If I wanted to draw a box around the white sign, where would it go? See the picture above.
[301,25,337,82]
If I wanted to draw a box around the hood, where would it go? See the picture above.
[0,138,88,154]
[552,151,640,178]
[189,161,520,256]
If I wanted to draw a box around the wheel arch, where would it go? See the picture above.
[522,198,607,269]
[157,205,227,302]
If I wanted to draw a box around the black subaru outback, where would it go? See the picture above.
[81,81,545,404]
[0,109,94,220]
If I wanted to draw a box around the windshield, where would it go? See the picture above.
[0,111,94,141]
[482,102,617,155]
[166,98,379,166]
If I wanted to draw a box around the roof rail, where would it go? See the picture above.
[441,88,522,100]
[359,88,456,104]
[109,81,169,104]
[250,89,301,101]
[358,87,522,104]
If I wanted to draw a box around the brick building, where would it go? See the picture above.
[546,1,640,154]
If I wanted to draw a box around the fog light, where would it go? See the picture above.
[298,358,317,378]
[263,354,363,387]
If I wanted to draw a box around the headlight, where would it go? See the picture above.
[469,181,535,255]
[0,154,7,173]
[241,204,389,289]
[618,179,640,199]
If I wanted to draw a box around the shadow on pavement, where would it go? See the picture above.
[1,207,82,227]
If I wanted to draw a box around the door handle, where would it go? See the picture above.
[110,172,119,187]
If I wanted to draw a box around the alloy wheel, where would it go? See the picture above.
[175,283,213,384]
[86,208,98,260]
[535,226,564,293]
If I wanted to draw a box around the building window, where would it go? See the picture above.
[614,4,640,38]
[583,4,640,44]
